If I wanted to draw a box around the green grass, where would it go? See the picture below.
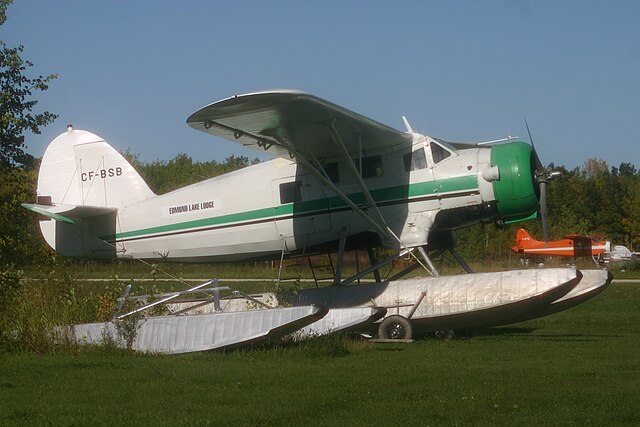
[1,284,639,426]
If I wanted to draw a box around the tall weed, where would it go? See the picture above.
[0,264,131,353]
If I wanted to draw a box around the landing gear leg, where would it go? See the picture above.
[333,227,348,285]
[366,247,382,283]
[427,230,474,274]
[418,246,439,277]
[449,248,474,273]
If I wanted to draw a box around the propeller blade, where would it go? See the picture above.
[525,119,544,174]
[526,119,551,246]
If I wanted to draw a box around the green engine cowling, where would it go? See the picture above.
[490,141,539,224]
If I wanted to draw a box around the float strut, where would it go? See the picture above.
[418,246,440,277]
[367,247,382,282]
[333,227,348,285]
[449,248,474,273]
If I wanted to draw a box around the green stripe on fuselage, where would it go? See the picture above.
[112,175,479,240]
[113,206,277,240]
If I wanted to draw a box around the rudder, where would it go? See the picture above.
[29,127,155,258]
[512,228,535,253]
[36,127,155,208]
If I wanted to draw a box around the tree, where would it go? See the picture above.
[1,1,58,265]
[622,180,640,250]
[0,166,46,264]
[119,150,259,195]
[1,0,58,169]
[612,162,637,177]
[546,166,591,236]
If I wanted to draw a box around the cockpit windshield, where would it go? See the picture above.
[430,138,455,163]
[432,137,457,152]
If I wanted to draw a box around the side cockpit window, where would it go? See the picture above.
[403,148,428,172]
[430,141,452,164]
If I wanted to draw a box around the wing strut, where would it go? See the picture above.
[417,246,440,277]
[287,146,394,242]
[324,120,401,246]
[294,150,440,279]
[270,127,438,278]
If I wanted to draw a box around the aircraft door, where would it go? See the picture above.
[394,145,439,247]
[272,174,332,253]
[405,145,439,214]
[427,138,489,232]
[427,139,477,210]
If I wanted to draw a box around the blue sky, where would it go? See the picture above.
[3,1,639,169]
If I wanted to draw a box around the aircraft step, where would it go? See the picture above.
[276,240,306,285]
[276,256,306,284]
[307,254,335,287]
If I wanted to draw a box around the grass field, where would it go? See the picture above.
[0,282,638,426]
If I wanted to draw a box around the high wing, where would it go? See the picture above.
[563,234,597,242]
[186,90,412,161]
[563,234,583,240]
[563,235,606,244]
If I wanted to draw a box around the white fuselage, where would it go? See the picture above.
[112,137,495,262]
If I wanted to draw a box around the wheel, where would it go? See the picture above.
[378,315,412,340]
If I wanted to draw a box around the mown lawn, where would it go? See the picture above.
[1,284,638,426]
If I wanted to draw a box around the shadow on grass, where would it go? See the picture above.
[521,333,625,341]
[371,346,406,352]
[478,327,624,342]
[478,327,537,336]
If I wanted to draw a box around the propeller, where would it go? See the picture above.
[525,120,560,246]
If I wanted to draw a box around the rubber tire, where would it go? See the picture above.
[378,315,413,340]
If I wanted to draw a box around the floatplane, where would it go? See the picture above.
[512,228,610,262]
[23,90,611,353]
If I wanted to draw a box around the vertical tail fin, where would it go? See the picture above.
[37,127,155,208]
[27,127,155,258]
[512,228,535,253]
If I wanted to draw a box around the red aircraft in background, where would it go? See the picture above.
[511,228,610,259]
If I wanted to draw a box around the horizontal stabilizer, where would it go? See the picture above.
[22,203,117,224]
[23,203,119,258]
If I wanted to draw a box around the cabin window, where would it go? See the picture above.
[403,148,428,172]
[357,155,384,178]
[430,141,451,163]
[324,162,339,183]
[279,181,302,204]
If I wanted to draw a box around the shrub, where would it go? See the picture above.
[0,264,137,353]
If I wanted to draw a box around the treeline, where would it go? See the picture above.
[2,154,640,267]
[121,150,260,194]
[457,159,640,261]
